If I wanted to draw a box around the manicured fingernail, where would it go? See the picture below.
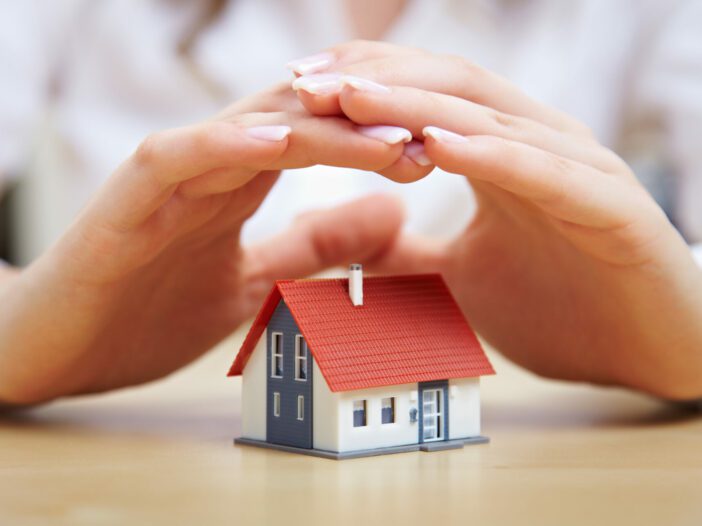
[340,75,391,94]
[286,52,335,75]
[404,140,432,166]
[423,126,468,143]
[292,73,343,95]
[245,125,291,141]
[357,125,412,145]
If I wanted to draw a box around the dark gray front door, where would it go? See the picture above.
[266,300,313,448]
[419,380,448,443]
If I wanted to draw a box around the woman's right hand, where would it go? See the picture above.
[0,83,428,405]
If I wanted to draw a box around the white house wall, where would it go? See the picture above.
[311,361,340,452]
[240,334,267,441]
[241,330,482,451]
[448,378,481,439]
[337,382,419,453]
[332,378,482,453]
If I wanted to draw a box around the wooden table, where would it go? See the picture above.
[2,335,701,525]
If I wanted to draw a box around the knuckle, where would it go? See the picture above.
[489,109,524,134]
[547,151,573,175]
[133,132,163,166]
[534,154,571,205]
[449,55,485,84]
[461,59,486,83]
[487,136,518,161]
[572,121,597,140]
[443,54,479,74]
[412,88,442,114]
[346,39,374,50]
[311,227,351,266]
[338,39,376,57]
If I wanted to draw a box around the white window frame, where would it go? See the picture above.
[353,400,367,427]
[381,397,396,424]
[273,392,281,417]
[270,332,283,378]
[294,334,308,382]
[297,395,304,421]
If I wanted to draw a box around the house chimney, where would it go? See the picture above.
[349,263,363,306]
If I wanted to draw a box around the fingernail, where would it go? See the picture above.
[340,75,391,94]
[357,125,412,145]
[423,126,468,143]
[286,52,335,75]
[245,125,291,142]
[292,73,343,95]
[404,140,432,166]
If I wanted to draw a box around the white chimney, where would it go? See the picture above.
[348,263,363,306]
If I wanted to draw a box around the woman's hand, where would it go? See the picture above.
[293,42,702,399]
[0,83,428,405]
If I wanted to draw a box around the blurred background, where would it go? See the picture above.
[1,0,701,266]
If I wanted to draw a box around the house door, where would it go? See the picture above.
[419,381,449,443]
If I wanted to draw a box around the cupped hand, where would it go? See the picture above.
[0,82,430,404]
[293,42,702,399]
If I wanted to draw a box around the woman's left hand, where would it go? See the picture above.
[292,42,702,399]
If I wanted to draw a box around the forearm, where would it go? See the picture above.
[0,255,115,405]
[0,261,27,411]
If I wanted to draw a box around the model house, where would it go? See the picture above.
[228,264,495,459]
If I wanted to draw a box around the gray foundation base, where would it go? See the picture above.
[234,435,489,460]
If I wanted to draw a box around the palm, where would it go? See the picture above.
[436,181,695,387]
[76,173,278,392]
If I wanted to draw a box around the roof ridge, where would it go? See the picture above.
[274,272,444,285]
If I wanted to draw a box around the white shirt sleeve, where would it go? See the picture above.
[692,245,702,267]
[0,1,81,189]
[632,1,702,243]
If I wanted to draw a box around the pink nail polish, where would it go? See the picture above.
[286,52,335,75]
[404,141,433,166]
[245,125,292,142]
[423,126,468,144]
[357,125,412,145]
[292,73,343,95]
[341,75,391,94]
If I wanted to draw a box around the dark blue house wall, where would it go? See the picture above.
[266,300,314,448]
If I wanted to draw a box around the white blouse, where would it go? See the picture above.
[1,0,701,262]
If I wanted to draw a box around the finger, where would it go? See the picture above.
[364,232,449,277]
[337,81,626,174]
[289,41,423,116]
[94,122,291,230]
[295,53,591,138]
[285,40,420,76]
[423,129,648,228]
[180,125,431,197]
[293,73,344,115]
[241,112,429,182]
[376,141,434,183]
[241,193,407,304]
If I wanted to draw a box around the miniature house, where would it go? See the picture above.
[228,265,495,459]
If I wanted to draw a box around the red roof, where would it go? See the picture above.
[228,274,494,392]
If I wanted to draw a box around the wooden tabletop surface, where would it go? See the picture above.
[2,334,701,526]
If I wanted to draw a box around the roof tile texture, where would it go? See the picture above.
[229,274,494,392]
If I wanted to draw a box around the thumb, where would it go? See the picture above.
[242,193,405,287]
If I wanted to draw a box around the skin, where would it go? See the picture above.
[2,36,700,405]
[0,84,427,405]
[295,41,702,400]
